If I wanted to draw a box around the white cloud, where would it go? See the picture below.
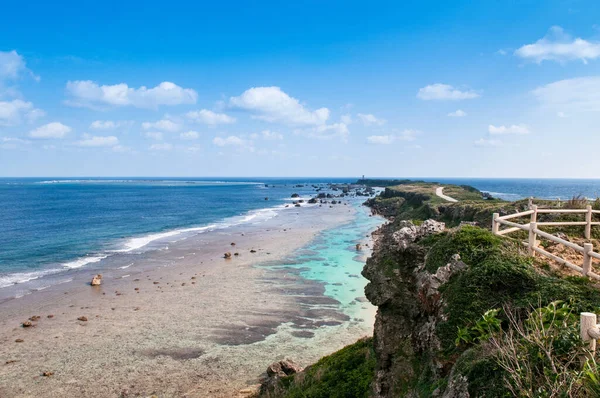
[65,81,197,109]
[149,143,173,151]
[144,131,163,140]
[90,120,132,130]
[448,109,467,117]
[496,49,508,56]
[367,135,395,145]
[367,129,419,144]
[141,119,181,132]
[213,135,246,146]
[357,113,386,126]
[259,130,283,140]
[185,146,201,153]
[0,51,26,80]
[515,26,600,64]
[186,109,236,125]
[180,131,199,140]
[340,114,352,124]
[76,134,119,147]
[0,137,30,150]
[557,111,567,118]
[488,124,530,135]
[0,99,44,126]
[29,122,71,139]
[0,50,39,83]
[229,86,329,125]
[297,123,349,141]
[532,76,600,112]
[417,84,480,100]
[474,138,502,147]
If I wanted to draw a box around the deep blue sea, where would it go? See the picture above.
[1,177,600,290]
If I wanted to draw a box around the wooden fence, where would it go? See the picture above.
[491,200,600,281]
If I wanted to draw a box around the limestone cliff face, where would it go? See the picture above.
[362,220,466,397]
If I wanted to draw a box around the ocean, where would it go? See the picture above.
[1,177,600,293]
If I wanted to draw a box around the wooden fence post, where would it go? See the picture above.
[530,205,538,224]
[528,222,538,257]
[581,312,598,354]
[586,205,593,240]
[528,197,533,210]
[492,213,499,235]
[583,243,594,276]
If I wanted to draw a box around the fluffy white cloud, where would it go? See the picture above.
[448,109,467,117]
[488,124,530,135]
[253,130,283,140]
[0,99,45,125]
[229,86,329,125]
[180,131,199,140]
[367,135,395,145]
[213,135,246,146]
[367,129,419,144]
[66,81,197,109]
[474,138,502,147]
[186,109,236,125]
[144,131,163,140]
[89,120,133,130]
[141,119,181,132]
[357,113,386,126]
[532,76,600,112]
[0,50,27,81]
[149,143,173,151]
[29,122,71,139]
[515,26,600,64]
[340,114,352,124]
[76,135,119,147]
[417,84,480,100]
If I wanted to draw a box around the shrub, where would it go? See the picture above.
[565,195,588,209]
[489,301,600,397]
[264,337,376,398]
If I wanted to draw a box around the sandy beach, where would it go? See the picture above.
[0,202,380,397]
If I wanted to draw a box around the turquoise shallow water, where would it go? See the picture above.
[267,200,383,319]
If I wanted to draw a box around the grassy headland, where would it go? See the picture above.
[258,179,600,397]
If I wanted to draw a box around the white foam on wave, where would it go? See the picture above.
[62,254,108,269]
[1,200,292,291]
[0,268,63,289]
[117,225,217,253]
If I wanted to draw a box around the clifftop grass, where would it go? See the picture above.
[259,337,376,398]
[365,181,508,226]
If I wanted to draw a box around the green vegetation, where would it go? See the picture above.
[262,184,600,397]
[261,338,376,398]
[458,301,600,397]
[422,226,503,273]
[365,181,510,227]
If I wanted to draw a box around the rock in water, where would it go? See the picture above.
[224,252,232,259]
[356,243,362,251]
[91,274,102,286]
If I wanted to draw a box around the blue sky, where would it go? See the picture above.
[2,0,600,177]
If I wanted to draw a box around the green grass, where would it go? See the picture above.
[261,337,376,398]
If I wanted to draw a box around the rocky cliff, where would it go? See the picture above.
[257,186,600,397]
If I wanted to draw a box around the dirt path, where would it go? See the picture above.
[435,186,458,203]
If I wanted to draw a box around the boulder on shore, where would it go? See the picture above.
[224,252,232,259]
[291,193,300,198]
[91,274,102,286]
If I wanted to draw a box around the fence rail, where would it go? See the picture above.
[492,199,600,281]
